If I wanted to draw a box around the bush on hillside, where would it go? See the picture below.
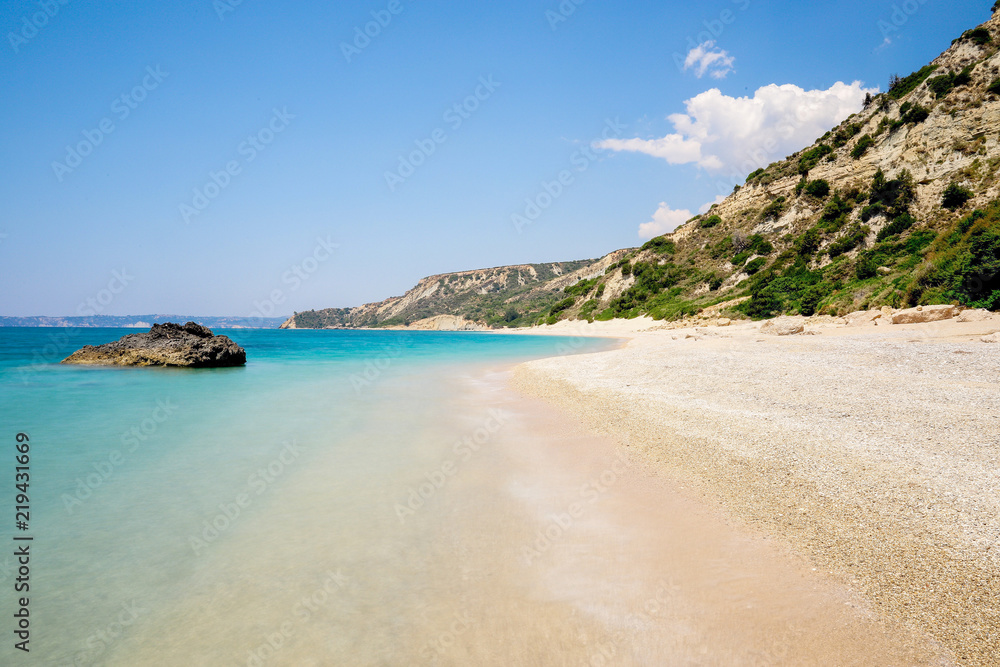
[888,65,938,99]
[700,214,722,229]
[804,179,830,198]
[942,183,973,210]
[851,134,875,159]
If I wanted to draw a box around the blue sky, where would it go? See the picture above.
[0,0,991,317]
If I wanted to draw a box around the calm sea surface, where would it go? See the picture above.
[0,328,614,666]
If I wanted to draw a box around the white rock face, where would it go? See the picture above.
[891,305,958,324]
[958,309,994,323]
[760,317,805,336]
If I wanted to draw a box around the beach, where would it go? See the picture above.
[511,313,1000,665]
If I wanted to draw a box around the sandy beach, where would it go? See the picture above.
[509,313,1000,665]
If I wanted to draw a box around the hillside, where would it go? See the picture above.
[287,8,1000,330]
[282,254,630,329]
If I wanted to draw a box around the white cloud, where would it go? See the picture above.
[598,81,877,179]
[598,134,701,165]
[638,203,692,239]
[684,41,735,79]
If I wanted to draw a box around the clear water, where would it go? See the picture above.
[0,328,615,666]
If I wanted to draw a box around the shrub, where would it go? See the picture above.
[828,224,868,257]
[832,123,862,148]
[854,252,881,280]
[708,274,725,291]
[899,102,930,125]
[851,134,875,159]
[760,196,788,221]
[927,66,974,98]
[888,65,938,100]
[745,257,768,275]
[641,236,677,254]
[942,183,973,210]
[798,144,834,174]
[549,297,576,316]
[700,214,722,229]
[876,213,916,241]
[869,168,916,219]
[989,79,1000,96]
[820,194,853,232]
[804,179,830,198]
[746,168,765,182]
[620,261,632,276]
[800,285,828,316]
[961,27,992,45]
[798,228,821,256]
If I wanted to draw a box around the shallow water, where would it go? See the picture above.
[0,329,947,665]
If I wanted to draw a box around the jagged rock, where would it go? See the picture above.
[62,322,246,368]
[891,305,959,325]
[717,318,731,327]
[982,332,1000,343]
[877,267,892,275]
[760,318,804,336]
[958,308,994,323]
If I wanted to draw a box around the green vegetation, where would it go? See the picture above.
[906,203,1000,309]
[820,193,853,232]
[804,179,830,198]
[827,224,869,257]
[876,213,916,242]
[798,144,833,174]
[958,27,992,46]
[942,183,973,210]
[989,79,1000,96]
[831,123,861,148]
[760,196,788,221]
[888,65,938,100]
[564,277,600,297]
[861,169,915,221]
[700,214,722,228]
[927,65,974,98]
[851,134,875,159]
[641,236,677,254]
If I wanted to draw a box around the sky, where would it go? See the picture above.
[0,0,992,317]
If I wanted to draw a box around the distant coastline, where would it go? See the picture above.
[0,315,289,329]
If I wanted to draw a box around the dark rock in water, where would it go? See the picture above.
[61,322,247,368]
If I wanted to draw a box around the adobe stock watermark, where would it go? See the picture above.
[671,0,752,73]
[511,117,625,234]
[52,66,169,182]
[385,75,501,191]
[248,236,339,325]
[348,340,406,394]
[394,409,510,524]
[179,107,294,224]
[521,454,630,566]
[71,600,149,667]
[878,0,930,42]
[243,568,350,666]
[418,611,475,662]
[213,0,246,21]
[545,0,587,31]
[63,399,180,515]
[189,440,302,555]
[7,0,71,54]
[341,0,410,63]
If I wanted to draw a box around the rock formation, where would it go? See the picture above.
[62,322,247,368]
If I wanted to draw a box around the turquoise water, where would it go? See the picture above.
[0,328,615,666]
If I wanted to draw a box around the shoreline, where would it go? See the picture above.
[509,314,1000,665]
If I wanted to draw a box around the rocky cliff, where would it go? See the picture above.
[281,254,631,329]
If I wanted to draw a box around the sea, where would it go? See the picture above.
[0,328,621,666]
